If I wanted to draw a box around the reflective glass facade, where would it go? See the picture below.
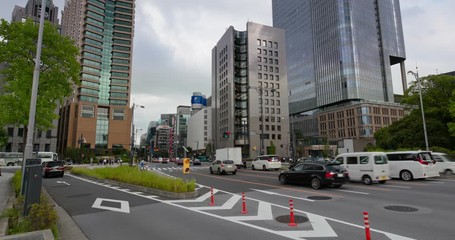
[272,0,406,114]
[58,0,135,151]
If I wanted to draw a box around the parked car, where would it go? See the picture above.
[161,158,169,164]
[385,151,439,181]
[42,161,65,178]
[193,158,201,166]
[278,162,349,189]
[210,160,237,175]
[334,152,390,184]
[251,155,282,171]
[432,152,455,175]
[175,158,183,165]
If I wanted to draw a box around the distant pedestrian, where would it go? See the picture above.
[140,160,145,171]
[103,159,107,165]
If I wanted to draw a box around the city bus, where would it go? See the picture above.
[0,152,23,166]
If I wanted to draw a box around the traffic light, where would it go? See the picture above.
[183,158,190,174]
[223,131,231,138]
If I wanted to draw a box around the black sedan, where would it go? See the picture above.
[278,162,349,189]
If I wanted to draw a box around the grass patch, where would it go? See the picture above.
[70,166,196,193]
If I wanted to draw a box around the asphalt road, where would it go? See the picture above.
[41,163,455,239]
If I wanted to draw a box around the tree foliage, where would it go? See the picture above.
[0,19,79,133]
[375,74,455,150]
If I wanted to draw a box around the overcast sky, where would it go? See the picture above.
[1,0,454,139]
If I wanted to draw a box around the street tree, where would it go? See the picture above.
[0,19,80,150]
[375,74,455,150]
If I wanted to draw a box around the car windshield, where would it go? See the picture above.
[374,155,388,164]
[222,160,234,164]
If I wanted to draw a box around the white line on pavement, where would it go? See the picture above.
[334,189,369,195]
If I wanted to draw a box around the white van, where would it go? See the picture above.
[432,152,455,175]
[334,152,390,184]
[385,151,440,181]
[35,152,59,163]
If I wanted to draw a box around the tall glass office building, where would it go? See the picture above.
[272,0,406,114]
[57,0,135,154]
[272,0,407,152]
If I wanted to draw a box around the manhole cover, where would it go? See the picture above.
[307,196,332,200]
[275,215,309,224]
[384,205,418,212]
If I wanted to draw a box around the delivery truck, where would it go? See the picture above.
[216,147,243,168]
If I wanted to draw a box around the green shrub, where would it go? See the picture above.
[71,166,196,193]
[12,170,22,197]
[26,198,58,232]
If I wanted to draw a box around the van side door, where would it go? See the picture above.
[346,156,360,181]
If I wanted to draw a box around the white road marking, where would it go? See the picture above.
[92,198,130,213]
[334,189,369,195]
[69,174,415,240]
[191,194,241,210]
[380,185,411,189]
[56,181,70,186]
[251,188,315,202]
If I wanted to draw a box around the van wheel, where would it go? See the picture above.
[7,162,14,166]
[362,175,372,185]
[400,170,413,181]
[311,177,321,189]
[378,180,386,184]
[444,169,453,175]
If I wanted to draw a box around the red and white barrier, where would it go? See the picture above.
[241,192,248,214]
[363,211,371,240]
[288,199,297,227]
[210,187,215,206]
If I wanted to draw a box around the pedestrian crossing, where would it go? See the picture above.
[148,166,209,172]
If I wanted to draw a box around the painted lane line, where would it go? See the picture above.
[427,181,445,184]
[56,181,71,186]
[251,188,315,202]
[192,194,241,210]
[225,201,274,221]
[69,174,415,240]
[380,185,411,189]
[334,189,369,195]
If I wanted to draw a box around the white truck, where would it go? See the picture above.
[216,147,243,168]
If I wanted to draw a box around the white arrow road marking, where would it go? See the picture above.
[92,198,130,213]
[56,181,70,186]
[225,201,273,221]
[170,188,219,203]
[69,174,416,240]
[380,185,411,189]
[251,188,315,202]
[191,194,241,210]
[279,213,337,238]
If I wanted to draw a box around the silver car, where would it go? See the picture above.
[210,160,237,175]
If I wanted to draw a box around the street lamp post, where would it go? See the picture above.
[407,70,429,151]
[130,103,145,166]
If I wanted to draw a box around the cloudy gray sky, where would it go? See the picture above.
[1,0,454,139]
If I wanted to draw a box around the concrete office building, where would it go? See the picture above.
[187,107,212,153]
[272,0,407,151]
[57,0,136,154]
[212,22,290,159]
[1,0,60,153]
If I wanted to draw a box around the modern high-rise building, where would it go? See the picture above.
[212,22,290,159]
[272,0,407,152]
[1,0,61,153]
[57,0,136,155]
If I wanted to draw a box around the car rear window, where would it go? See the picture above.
[223,160,234,164]
[374,155,388,164]
[326,164,344,172]
[45,161,64,167]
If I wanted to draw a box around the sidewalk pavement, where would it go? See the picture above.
[0,169,88,240]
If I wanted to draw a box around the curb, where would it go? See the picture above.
[41,186,89,240]
[74,174,199,199]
